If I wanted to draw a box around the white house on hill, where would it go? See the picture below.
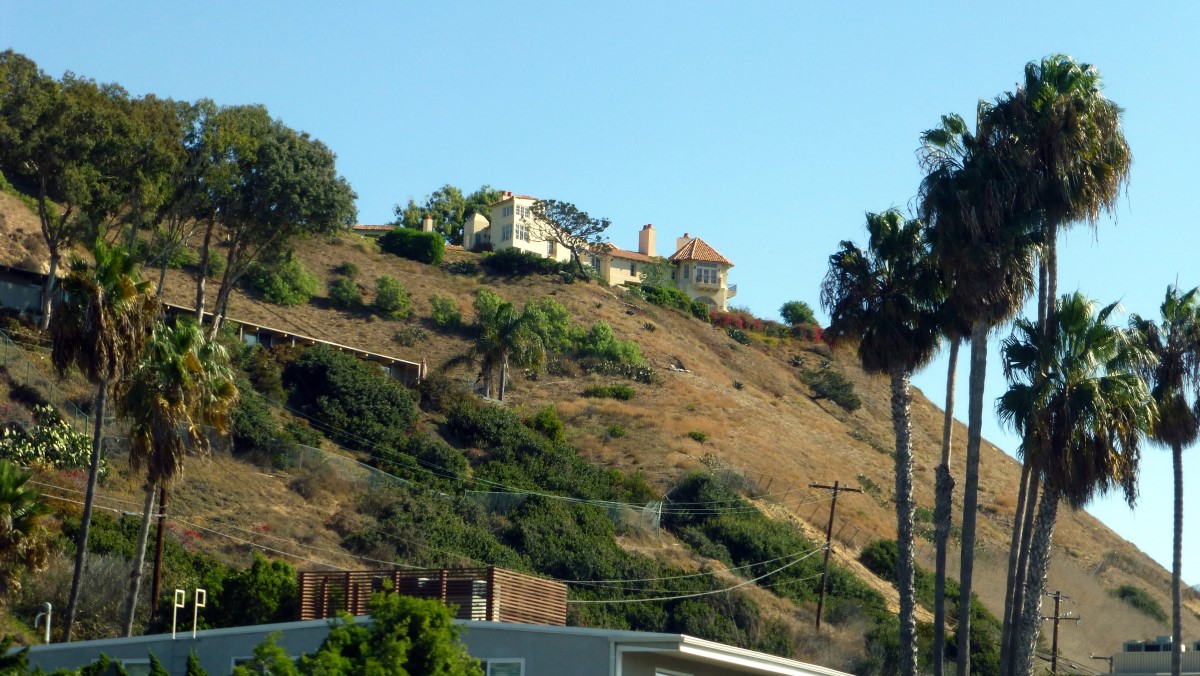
[465,191,737,311]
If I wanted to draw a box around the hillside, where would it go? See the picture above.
[1,201,1193,671]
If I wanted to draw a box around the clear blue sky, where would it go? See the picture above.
[7,2,1199,585]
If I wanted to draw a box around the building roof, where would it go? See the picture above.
[350,224,393,232]
[487,193,538,207]
[595,243,654,263]
[669,237,734,266]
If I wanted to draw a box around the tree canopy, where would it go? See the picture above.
[393,184,502,245]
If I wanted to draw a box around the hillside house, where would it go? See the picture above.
[466,192,738,310]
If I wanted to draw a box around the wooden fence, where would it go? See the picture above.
[298,567,567,626]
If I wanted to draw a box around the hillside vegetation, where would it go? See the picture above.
[0,201,1194,672]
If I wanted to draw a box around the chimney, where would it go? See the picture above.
[421,213,434,233]
[675,232,692,253]
[502,191,513,199]
[638,224,656,257]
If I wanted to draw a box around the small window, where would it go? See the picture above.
[630,263,637,276]
[683,264,689,279]
[480,658,524,676]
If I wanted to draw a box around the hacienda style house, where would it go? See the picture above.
[356,191,738,311]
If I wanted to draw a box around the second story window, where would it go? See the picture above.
[502,206,513,217]
[696,264,719,285]
[516,205,530,220]
[502,225,513,241]
[516,223,530,241]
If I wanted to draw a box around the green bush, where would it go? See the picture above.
[205,250,227,279]
[727,327,750,345]
[379,227,445,265]
[393,325,430,346]
[0,405,102,475]
[801,369,862,412]
[248,253,319,306]
[780,300,816,326]
[283,345,417,452]
[524,298,582,353]
[1112,584,1168,623]
[373,276,411,319]
[333,261,360,279]
[429,294,463,330]
[328,277,362,309]
[577,322,645,365]
[639,285,692,312]
[687,430,708,443]
[582,384,636,400]
[231,384,299,469]
[606,424,627,438]
[528,405,566,443]
[480,248,572,277]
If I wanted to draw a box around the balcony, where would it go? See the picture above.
[727,284,737,297]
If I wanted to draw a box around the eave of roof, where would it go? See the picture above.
[596,245,654,263]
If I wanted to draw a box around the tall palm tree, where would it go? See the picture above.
[117,320,237,636]
[0,460,50,602]
[1130,286,1200,676]
[50,241,159,641]
[985,55,1133,674]
[998,293,1153,676]
[822,209,943,676]
[919,108,1041,676]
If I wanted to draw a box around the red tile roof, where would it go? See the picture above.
[668,238,733,266]
[594,243,654,263]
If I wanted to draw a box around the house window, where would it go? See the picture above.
[516,205,530,219]
[591,256,601,271]
[502,206,513,217]
[502,225,513,241]
[696,264,719,285]
[480,659,524,676]
[515,222,530,242]
[683,264,689,279]
[630,263,637,276]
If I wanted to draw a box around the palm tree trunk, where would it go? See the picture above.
[1014,488,1060,676]
[956,322,988,676]
[498,353,509,402]
[1000,460,1032,676]
[195,220,213,324]
[1006,470,1040,674]
[62,381,107,642]
[121,482,157,637]
[891,369,919,676]
[148,486,168,627]
[933,338,959,676]
[1172,441,1183,676]
[38,250,59,331]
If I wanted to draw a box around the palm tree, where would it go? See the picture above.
[117,320,237,636]
[919,109,1041,676]
[448,292,545,402]
[1130,286,1200,676]
[998,293,1153,676]
[0,460,50,602]
[50,241,159,641]
[984,56,1133,675]
[822,209,943,676]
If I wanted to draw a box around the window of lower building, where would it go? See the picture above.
[501,225,513,241]
[516,222,530,242]
[481,658,524,676]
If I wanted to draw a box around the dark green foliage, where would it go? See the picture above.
[372,275,410,319]
[247,251,319,306]
[528,405,566,443]
[76,655,130,675]
[186,652,208,676]
[687,430,708,443]
[577,321,645,365]
[415,372,469,413]
[801,368,862,411]
[234,344,286,401]
[284,421,322,447]
[393,183,500,245]
[780,300,817,326]
[429,294,463,330]
[393,325,430,346]
[231,383,299,468]
[333,261,359,279]
[582,384,636,400]
[638,284,712,322]
[284,345,417,452]
[480,248,573,277]
[523,298,582,353]
[727,327,750,345]
[379,227,445,265]
[148,654,170,676]
[1112,583,1168,623]
[327,276,362,309]
[733,380,744,390]
[376,432,469,490]
[205,553,299,628]
[605,424,627,438]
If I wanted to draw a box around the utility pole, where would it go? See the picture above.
[1041,590,1080,674]
[810,481,862,631]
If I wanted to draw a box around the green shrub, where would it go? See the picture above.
[801,369,861,412]
[0,405,102,475]
[527,405,566,443]
[393,325,430,346]
[333,261,360,279]
[779,300,816,326]
[373,275,411,319]
[206,251,227,279]
[577,322,644,365]
[248,253,319,306]
[283,345,417,452]
[582,384,636,400]
[231,384,298,469]
[1112,584,1168,623]
[379,227,445,265]
[606,424,627,438]
[524,298,582,353]
[328,277,362,309]
[687,430,708,443]
[732,380,744,390]
[429,294,463,330]
[284,421,322,447]
[480,248,571,277]
[727,327,750,345]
